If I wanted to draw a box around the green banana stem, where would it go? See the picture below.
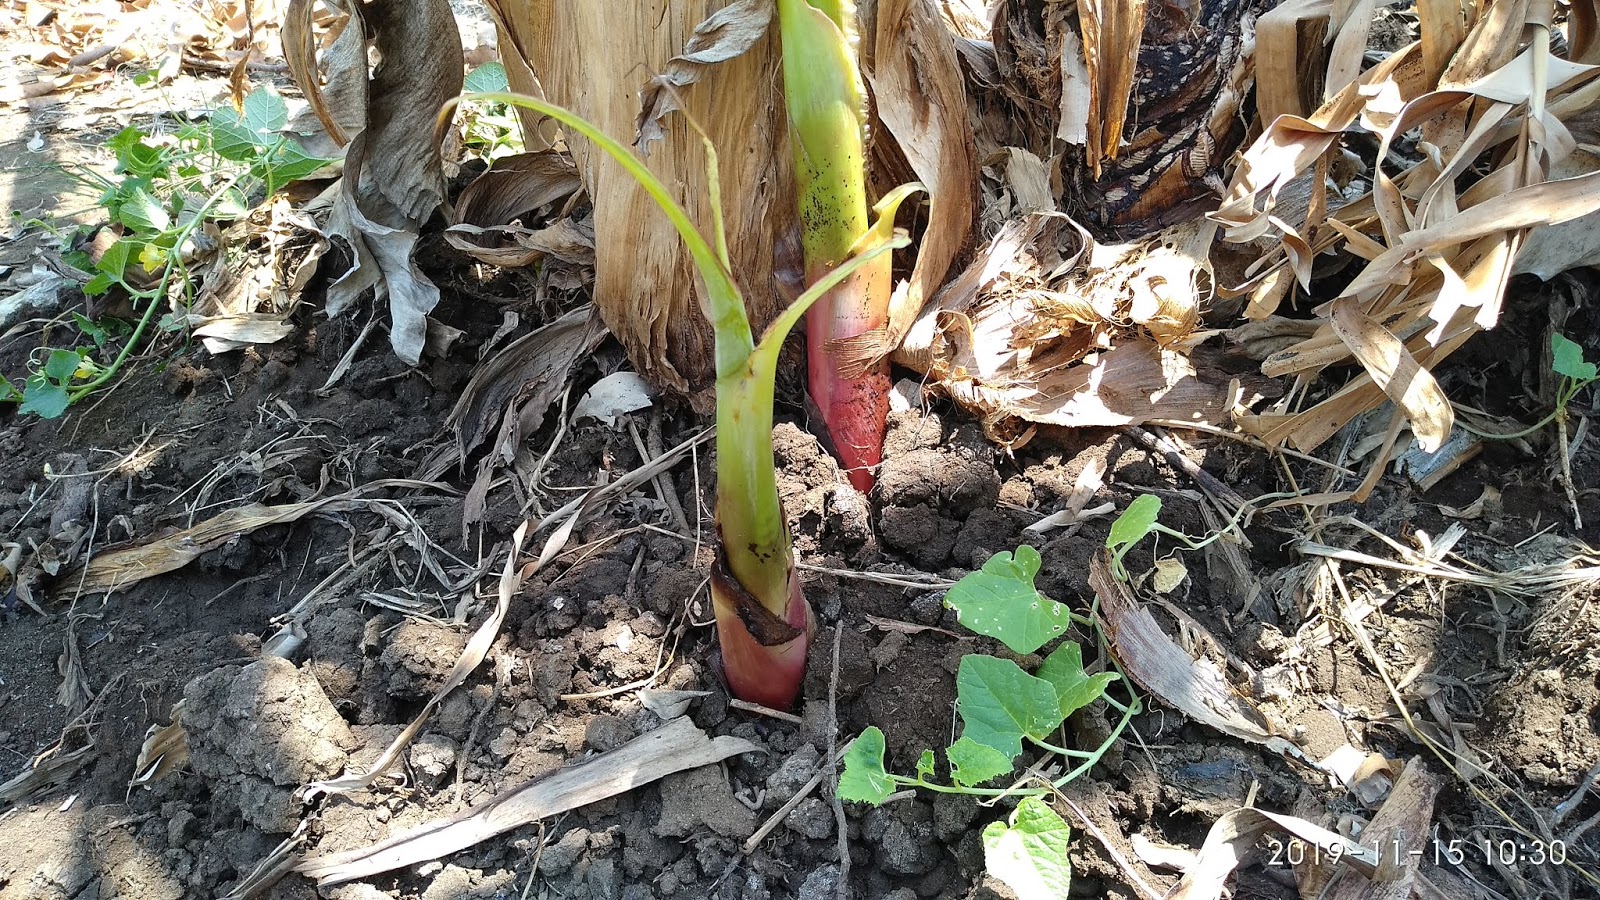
[443,91,905,709]
[777,0,906,493]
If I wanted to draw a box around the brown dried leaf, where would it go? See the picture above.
[862,0,978,354]
[55,482,439,596]
[634,0,774,151]
[1328,298,1454,452]
[319,0,463,366]
[453,150,582,227]
[1091,554,1288,748]
[443,218,595,268]
[296,718,757,885]
[283,0,368,153]
[445,305,607,463]
[1077,0,1148,172]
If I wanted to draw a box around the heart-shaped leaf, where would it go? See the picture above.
[945,546,1073,654]
[838,727,893,805]
[957,655,1062,759]
[1552,333,1597,382]
[983,798,1073,900]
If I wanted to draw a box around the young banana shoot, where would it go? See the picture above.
[445,92,911,709]
[778,0,921,493]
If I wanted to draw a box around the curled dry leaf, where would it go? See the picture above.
[1162,807,1378,900]
[130,700,189,788]
[188,198,328,353]
[283,0,368,151]
[443,218,596,269]
[1166,759,1439,900]
[452,150,582,227]
[421,305,605,530]
[1213,13,1600,452]
[638,689,712,720]
[897,214,1237,441]
[573,371,656,428]
[1327,298,1454,452]
[305,0,464,366]
[634,0,775,151]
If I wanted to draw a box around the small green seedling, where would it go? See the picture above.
[2,349,100,418]
[1103,492,1285,582]
[1455,332,1599,441]
[1548,332,1597,426]
[839,547,1139,897]
[983,797,1075,900]
[2,87,333,417]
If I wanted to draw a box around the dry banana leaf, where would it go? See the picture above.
[493,0,794,398]
[296,717,758,885]
[896,213,1239,439]
[858,0,979,356]
[1216,6,1600,452]
[286,0,464,366]
[282,0,367,151]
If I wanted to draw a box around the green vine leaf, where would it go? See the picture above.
[945,546,1072,654]
[1036,642,1118,721]
[117,186,171,234]
[947,736,1013,788]
[915,750,936,781]
[241,87,288,134]
[18,379,68,418]
[956,655,1062,759]
[464,62,509,93]
[42,349,82,383]
[1552,333,1597,382]
[1106,494,1161,557]
[108,127,167,177]
[839,727,894,806]
[982,798,1074,900]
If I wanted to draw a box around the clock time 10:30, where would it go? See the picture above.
[1265,836,1568,868]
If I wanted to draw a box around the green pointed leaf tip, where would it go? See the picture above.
[945,546,1072,654]
[1036,643,1118,721]
[915,750,936,781]
[1107,494,1162,553]
[982,798,1073,900]
[464,62,509,93]
[1552,333,1597,382]
[18,379,69,418]
[241,87,289,135]
[118,186,171,233]
[839,727,894,806]
[947,737,1013,788]
[956,655,1062,759]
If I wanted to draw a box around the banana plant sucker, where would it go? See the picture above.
[449,92,911,711]
[778,0,920,493]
